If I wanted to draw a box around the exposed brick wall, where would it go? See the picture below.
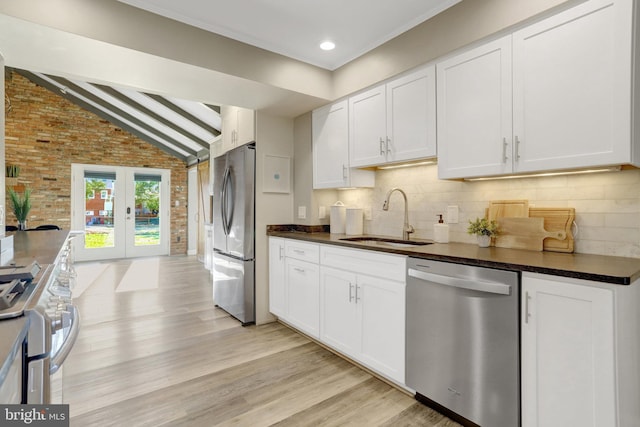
[4,70,188,255]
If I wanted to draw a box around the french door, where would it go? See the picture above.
[71,164,170,261]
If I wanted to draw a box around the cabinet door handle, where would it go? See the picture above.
[525,291,532,324]
[293,249,305,255]
[379,137,385,156]
[502,138,508,163]
[293,267,305,274]
[515,135,521,161]
[349,283,354,302]
[355,284,361,303]
[386,136,391,155]
[279,246,284,261]
[342,165,348,179]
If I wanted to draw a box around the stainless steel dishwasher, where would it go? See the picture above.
[406,258,520,427]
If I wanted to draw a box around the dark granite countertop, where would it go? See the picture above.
[267,226,640,285]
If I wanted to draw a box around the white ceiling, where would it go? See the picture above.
[117,0,462,70]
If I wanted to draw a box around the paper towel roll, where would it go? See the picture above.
[346,208,363,235]
[330,201,346,234]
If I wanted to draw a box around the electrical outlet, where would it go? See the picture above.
[447,205,459,224]
[364,207,372,220]
[318,206,326,219]
[298,206,307,219]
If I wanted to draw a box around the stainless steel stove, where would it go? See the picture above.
[0,235,80,404]
[0,262,44,318]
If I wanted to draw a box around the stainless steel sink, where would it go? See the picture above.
[339,237,433,248]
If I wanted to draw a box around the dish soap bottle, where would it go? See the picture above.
[433,214,449,243]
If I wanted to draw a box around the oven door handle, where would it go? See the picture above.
[408,268,512,296]
[50,306,80,375]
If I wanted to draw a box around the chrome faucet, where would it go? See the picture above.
[382,188,414,240]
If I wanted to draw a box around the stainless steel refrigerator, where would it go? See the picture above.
[212,141,255,325]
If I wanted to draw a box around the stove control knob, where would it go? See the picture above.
[49,285,72,299]
[47,296,71,309]
[45,309,61,331]
[46,309,72,331]
[59,310,72,329]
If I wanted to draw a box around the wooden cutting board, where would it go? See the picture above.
[487,200,529,221]
[495,217,567,251]
[529,207,575,253]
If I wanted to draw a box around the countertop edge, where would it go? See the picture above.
[267,230,640,286]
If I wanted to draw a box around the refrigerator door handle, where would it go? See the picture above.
[220,166,230,235]
[225,166,235,235]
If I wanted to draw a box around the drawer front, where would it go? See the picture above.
[285,240,320,263]
[320,245,406,282]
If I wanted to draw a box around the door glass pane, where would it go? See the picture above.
[134,174,161,246]
[84,172,116,249]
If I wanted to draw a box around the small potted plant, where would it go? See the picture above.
[8,187,31,231]
[467,217,498,247]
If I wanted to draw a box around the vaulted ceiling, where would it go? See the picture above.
[1,0,464,165]
[13,68,221,165]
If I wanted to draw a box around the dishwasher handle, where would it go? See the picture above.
[408,268,512,296]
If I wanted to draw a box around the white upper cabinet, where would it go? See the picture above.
[386,66,437,164]
[349,85,387,167]
[221,105,255,154]
[436,36,513,179]
[438,0,637,179]
[350,65,437,168]
[512,0,632,172]
[312,100,374,189]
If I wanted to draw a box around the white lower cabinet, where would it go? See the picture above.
[354,272,405,383]
[268,237,286,317]
[522,273,620,427]
[320,245,405,384]
[268,238,406,385]
[319,267,359,356]
[286,258,320,338]
[269,237,320,338]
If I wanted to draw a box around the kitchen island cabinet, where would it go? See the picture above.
[312,100,374,189]
[522,272,640,427]
[437,0,638,179]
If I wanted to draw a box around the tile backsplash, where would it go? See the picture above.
[331,164,640,259]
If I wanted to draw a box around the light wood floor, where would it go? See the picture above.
[64,256,460,427]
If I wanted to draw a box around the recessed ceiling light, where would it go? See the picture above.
[320,41,335,51]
